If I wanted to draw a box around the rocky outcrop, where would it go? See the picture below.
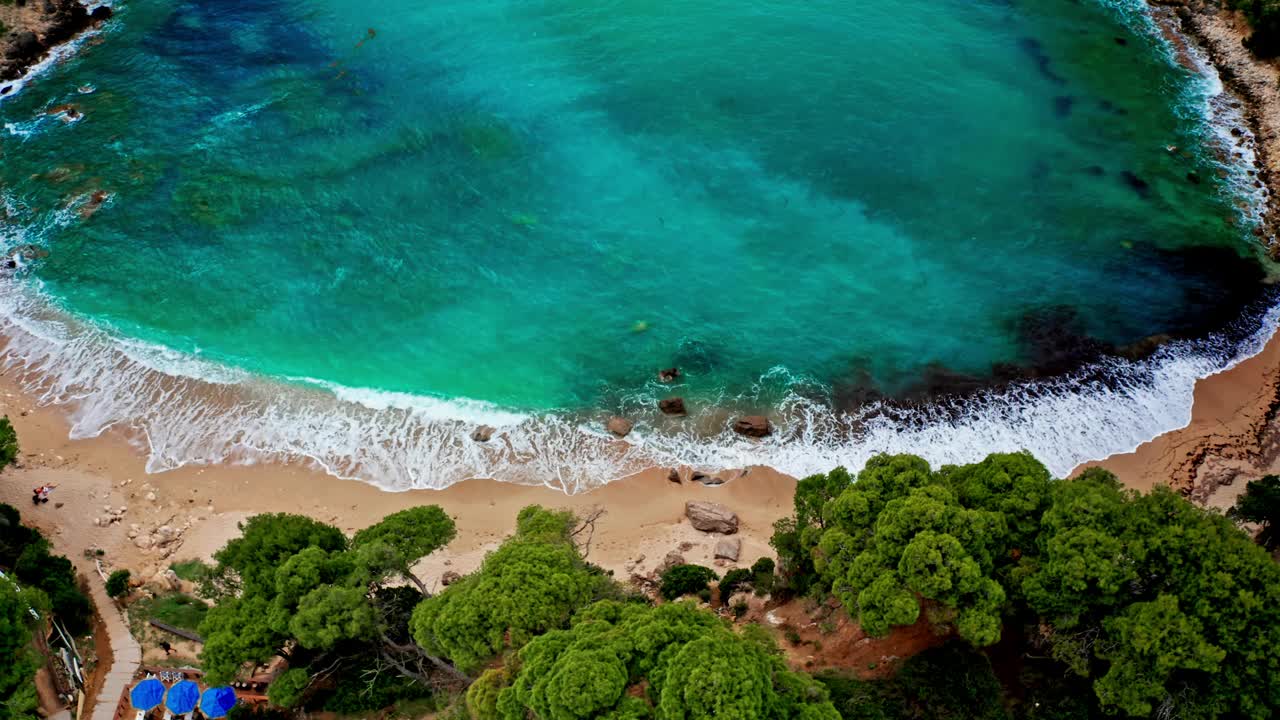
[1,0,113,82]
[470,425,495,442]
[732,416,772,438]
[441,570,462,586]
[685,501,738,534]
[659,397,686,416]
[657,367,681,383]
[606,416,633,438]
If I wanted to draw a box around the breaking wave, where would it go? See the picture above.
[0,272,1275,493]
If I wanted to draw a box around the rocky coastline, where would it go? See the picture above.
[1150,0,1280,252]
[0,0,111,92]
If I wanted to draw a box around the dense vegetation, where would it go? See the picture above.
[0,503,91,633]
[470,600,839,720]
[772,453,1280,719]
[0,575,46,720]
[196,504,463,704]
[1,500,85,720]
[1231,0,1280,58]
[184,445,1280,720]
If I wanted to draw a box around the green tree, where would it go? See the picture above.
[199,508,467,688]
[659,564,718,602]
[1228,474,1280,551]
[1094,595,1226,717]
[210,513,347,598]
[411,506,613,674]
[105,569,131,598]
[352,505,456,592]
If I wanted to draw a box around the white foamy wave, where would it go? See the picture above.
[0,269,1275,491]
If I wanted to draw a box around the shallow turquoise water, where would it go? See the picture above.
[0,0,1272,487]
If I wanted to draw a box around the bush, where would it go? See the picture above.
[658,564,717,601]
[105,570,131,598]
[750,557,775,575]
[0,418,17,471]
[169,559,211,583]
[133,593,208,632]
[267,668,309,708]
[718,568,753,600]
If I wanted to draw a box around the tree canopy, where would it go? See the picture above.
[1228,474,1280,551]
[411,506,614,674]
[471,600,839,720]
[199,505,458,688]
[772,453,1280,719]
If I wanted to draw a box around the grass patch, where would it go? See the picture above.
[169,558,211,582]
[130,593,209,633]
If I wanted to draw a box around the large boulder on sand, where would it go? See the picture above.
[714,537,741,562]
[685,501,738,534]
[732,416,771,438]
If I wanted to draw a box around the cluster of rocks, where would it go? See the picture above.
[127,522,189,560]
[1,0,113,83]
[92,505,128,527]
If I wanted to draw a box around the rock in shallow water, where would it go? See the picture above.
[732,415,771,438]
[606,416,633,437]
[658,397,686,415]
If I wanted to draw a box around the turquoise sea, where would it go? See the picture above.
[0,0,1275,489]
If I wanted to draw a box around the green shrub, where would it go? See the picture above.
[718,567,753,600]
[105,570,131,598]
[0,418,18,471]
[134,593,208,632]
[168,559,211,582]
[267,668,309,708]
[658,564,717,601]
[750,557,775,575]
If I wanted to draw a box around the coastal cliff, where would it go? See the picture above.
[0,0,110,86]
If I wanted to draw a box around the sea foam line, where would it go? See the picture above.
[0,265,1275,492]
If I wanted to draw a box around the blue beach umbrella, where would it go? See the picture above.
[199,687,237,719]
[130,678,165,710]
[164,680,200,715]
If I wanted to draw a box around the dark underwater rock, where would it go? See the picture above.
[1119,170,1151,198]
[732,416,771,438]
[658,397,687,416]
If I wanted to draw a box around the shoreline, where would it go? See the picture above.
[2,312,1279,587]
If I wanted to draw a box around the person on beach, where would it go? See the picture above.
[31,484,54,505]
